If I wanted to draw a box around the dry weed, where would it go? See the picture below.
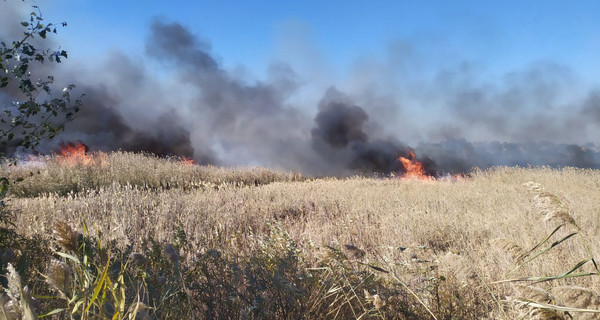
[2,154,600,318]
[553,286,600,320]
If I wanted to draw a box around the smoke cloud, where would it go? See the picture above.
[310,88,436,175]
[1,3,599,175]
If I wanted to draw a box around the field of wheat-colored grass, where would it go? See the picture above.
[2,152,600,319]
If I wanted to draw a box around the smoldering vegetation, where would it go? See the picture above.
[1,2,599,175]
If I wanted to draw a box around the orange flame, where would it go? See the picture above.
[58,141,107,166]
[398,149,433,180]
[181,156,195,165]
[59,141,92,166]
[452,173,465,180]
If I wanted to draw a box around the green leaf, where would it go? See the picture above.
[512,299,600,314]
[55,251,81,264]
[508,231,578,275]
[71,300,84,314]
[118,274,126,314]
[68,293,82,305]
[38,308,66,318]
[86,258,110,313]
[494,260,596,284]
[21,22,29,27]
[31,294,62,299]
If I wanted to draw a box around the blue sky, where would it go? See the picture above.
[4,1,600,170]
[38,0,600,84]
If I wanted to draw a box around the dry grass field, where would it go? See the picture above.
[1,151,600,319]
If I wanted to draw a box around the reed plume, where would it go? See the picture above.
[523,182,577,226]
[53,220,79,252]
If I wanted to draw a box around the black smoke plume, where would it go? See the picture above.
[311,88,435,175]
[58,83,197,159]
[1,2,599,175]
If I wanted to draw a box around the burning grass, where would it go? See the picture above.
[398,148,433,180]
[0,151,303,197]
[1,153,600,318]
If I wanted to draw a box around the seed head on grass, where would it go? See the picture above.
[509,285,567,320]
[5,264,21,303]
[0,293,20,320]
[438,251,477,284]
[520,309,567,320]
[512,285,553,304]
[523,182,577,226]
[552,286,600,320]
[53,220,79,252]
[45,260,72,297]
[491,238,525,262]
[4,263,38,320]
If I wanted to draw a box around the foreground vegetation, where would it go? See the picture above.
[1,152,600,319]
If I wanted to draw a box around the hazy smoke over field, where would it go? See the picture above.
[1,2,599,175]
[310,88,437,175]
